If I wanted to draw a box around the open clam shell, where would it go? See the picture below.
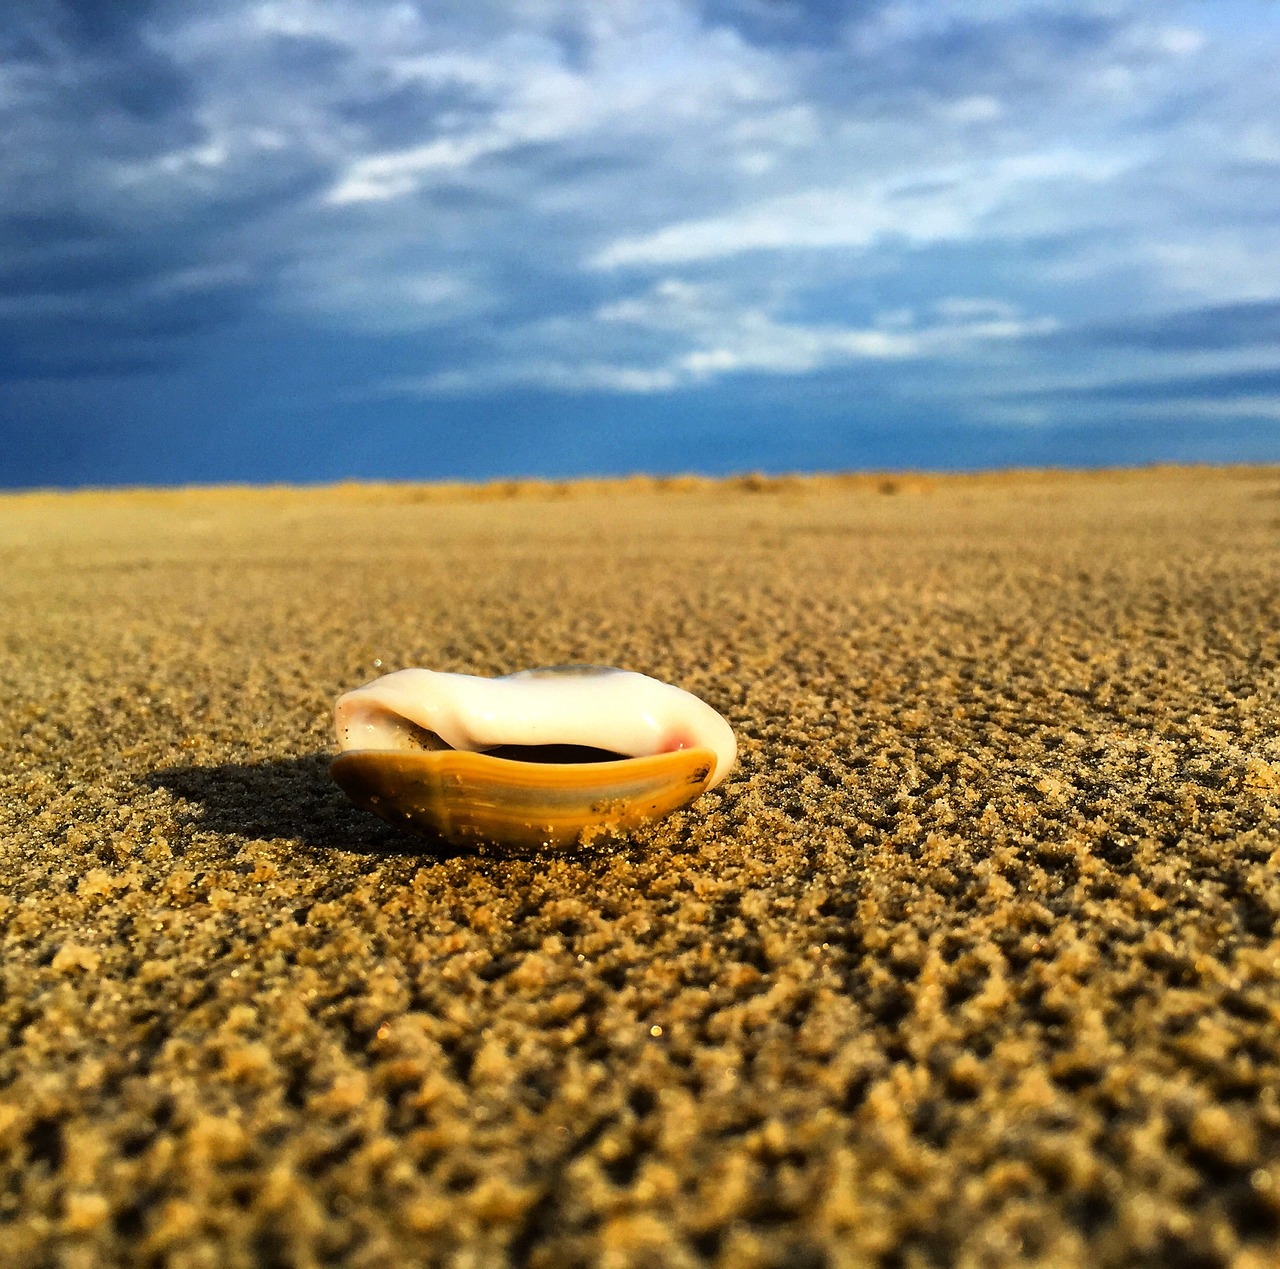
[331,666,736,849]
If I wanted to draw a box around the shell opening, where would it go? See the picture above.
[484,743,630,764]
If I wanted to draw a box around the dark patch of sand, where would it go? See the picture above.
[1,467,1279,1267]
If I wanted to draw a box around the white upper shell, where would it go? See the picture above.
[334,666,737,788]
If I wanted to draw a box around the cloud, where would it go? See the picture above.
[0,0,1278,459]
[1060,299,1280,353]
[1010,366,1280,405]
[589,150,1132,268]
[389,279,1058,395]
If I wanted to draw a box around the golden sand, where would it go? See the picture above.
[1,466,1278,1266]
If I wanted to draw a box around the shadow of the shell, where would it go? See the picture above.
[144,754,468,859]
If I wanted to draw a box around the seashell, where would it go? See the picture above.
[331,666,736,849]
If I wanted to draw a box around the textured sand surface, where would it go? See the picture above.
[1,467,1279,1268]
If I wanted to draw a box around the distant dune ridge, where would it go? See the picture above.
[1,466,1278,1265]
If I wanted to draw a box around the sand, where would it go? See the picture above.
[1,466,1278,1268]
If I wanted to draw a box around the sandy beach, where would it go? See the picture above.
[1,466,1278,1267]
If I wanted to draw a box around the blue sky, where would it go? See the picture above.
[2,0,1279,487]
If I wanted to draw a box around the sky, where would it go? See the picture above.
[2,0,1280,488]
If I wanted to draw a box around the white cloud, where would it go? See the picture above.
[326,137,496,203]
[414,361,684,395]
[307,3,791,207]
[941,95,1004,124]
[932,297,1019,321]
[1154,26,1206,58]
[1149,234,1280,304]
[1177,396,1280,421]
[390,278,1057,395]
[1024,393,1280,426]
[279,252,485,332]
[590,150,1133,268]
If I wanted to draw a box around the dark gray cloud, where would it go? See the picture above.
[0,2,339,376]
[1011,367,1280,405]
[858,8,1122,97]
[6,0,190,121]
[700,0,881,48]
[51,0,160,48]
[1060,300,1280,354]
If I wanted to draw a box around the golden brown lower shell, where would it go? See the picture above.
[331,745,716,850]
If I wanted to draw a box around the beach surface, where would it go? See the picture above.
[2,466,1279,1267]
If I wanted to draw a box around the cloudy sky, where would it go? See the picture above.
[2,0,1279,487]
